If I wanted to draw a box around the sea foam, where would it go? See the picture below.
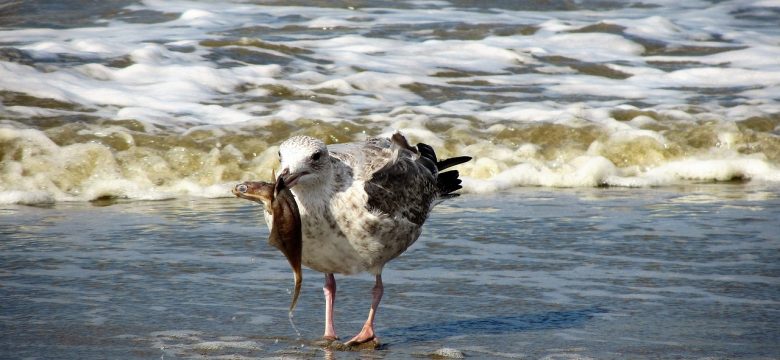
[1,0,780,203]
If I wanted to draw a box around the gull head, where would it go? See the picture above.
[278,135,331,188]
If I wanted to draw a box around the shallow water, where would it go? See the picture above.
[1,185,778,359]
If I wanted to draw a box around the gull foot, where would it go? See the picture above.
[345,325,376,346]
[344,330,382,350]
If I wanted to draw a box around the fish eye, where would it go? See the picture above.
[311,151,322,161]
[237,184,248,193]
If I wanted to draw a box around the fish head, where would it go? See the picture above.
[232,181,275,209]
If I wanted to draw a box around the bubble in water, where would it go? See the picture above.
[432,348,465,359]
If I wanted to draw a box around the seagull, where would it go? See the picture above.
[252,132,470,346]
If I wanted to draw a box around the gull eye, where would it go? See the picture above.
[237,184,248,193]
[311,151,322,161]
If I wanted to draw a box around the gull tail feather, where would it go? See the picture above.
[415,142,471,198]
[437,156,471,171]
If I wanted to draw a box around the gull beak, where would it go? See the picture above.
[279,168,306,188]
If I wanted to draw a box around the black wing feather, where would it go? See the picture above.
[363,136,471,225]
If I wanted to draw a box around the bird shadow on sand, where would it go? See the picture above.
[380,307,607,344]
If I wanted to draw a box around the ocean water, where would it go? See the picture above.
[1,186,778,359]
[1,1,780,359]
[1,0,780,203]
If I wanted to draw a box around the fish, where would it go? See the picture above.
[233,175,302,313]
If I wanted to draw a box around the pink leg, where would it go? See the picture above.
[346,274,383,346]
[323,273,338,340]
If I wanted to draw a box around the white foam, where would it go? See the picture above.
[535,32,645,61]
[622,16,683,41]
[0,190,55,205]
[1,0,774,126]
[754,0,780,7]
[1,0,779,203]
[461,155,615,191]
[463,153,780,191]
[192,340,261,351]
[635,67,780,88]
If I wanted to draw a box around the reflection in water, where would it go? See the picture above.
[385,308,607,343]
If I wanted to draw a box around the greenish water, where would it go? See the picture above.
[1,185,778,359]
